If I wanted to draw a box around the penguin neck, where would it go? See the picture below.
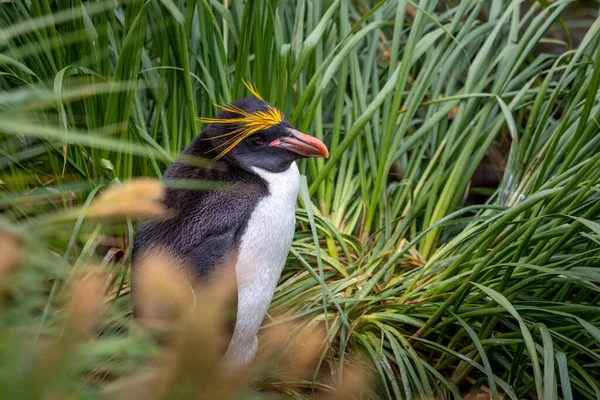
[250,162,300,196]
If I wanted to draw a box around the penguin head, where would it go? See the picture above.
[199,97,328,173]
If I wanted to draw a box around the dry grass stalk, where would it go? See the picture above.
[397,238,426,269]
[324,355,373,400]
[65,268,107,338]
[276,323,326,380]
[22,268,108,399]
[117,248,241,399]
[0,230,22,278]
[86,178,167,219]
[463,386,496,400]
[131,247,196,332]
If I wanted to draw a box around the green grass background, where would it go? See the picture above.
[1,0,600,398]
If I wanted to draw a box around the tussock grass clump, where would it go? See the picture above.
[1,0,600,399]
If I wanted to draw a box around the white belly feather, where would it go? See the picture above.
[224,162,300,364]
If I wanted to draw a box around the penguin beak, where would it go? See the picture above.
[268,128,329,158]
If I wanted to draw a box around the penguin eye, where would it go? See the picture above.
[253,138,265,146]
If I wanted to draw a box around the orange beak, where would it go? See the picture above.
[268,128,329,158]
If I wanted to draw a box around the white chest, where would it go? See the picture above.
[225,162,300,363]
[237,163,300,286]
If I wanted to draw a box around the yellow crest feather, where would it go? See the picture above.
[198,81,284,160]
[242,79,264,101]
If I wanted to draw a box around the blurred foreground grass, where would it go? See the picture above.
[1,0,600,399]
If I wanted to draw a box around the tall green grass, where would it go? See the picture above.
[1,0,600,398]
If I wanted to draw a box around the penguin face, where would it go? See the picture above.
[202,97,329,173]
